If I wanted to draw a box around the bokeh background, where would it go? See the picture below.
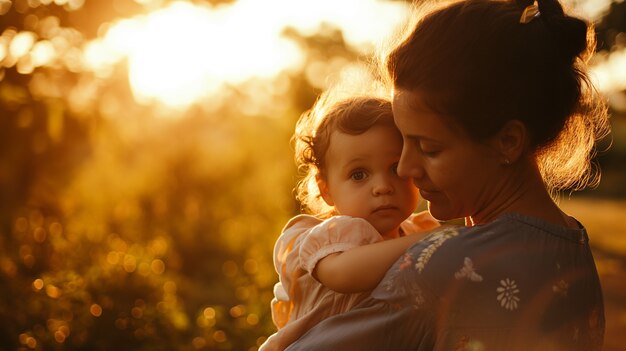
[0,0,624,350]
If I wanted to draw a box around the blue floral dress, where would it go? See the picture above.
[285,213,605,351]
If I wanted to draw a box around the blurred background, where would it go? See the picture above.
[0,0,624,350]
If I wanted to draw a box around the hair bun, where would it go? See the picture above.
[515,0,535,9]
[548,15,589,61]
[537,0,589,61]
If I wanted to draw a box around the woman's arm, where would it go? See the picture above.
[260,310,328,351]
[313,232,428,293]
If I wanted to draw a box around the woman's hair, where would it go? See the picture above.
[385,0,610,194]
[294,94,395,217]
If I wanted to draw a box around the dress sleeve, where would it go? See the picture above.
[299,216,383,274]
[270,282,291,329]
[270,215,322,331]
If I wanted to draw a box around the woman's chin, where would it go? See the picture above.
[426,204,457,222]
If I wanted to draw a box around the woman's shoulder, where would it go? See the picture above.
[396,218,517,278]
[424,212,589,245]
[402,213,593,287]
[405,225,467,275]
[493,212,589,243]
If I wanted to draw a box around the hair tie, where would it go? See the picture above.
[520,2,541,24]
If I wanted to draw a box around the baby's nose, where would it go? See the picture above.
[372,177,394,195]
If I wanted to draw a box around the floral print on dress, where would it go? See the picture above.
[380,252,414,292]
[496,278,520,311]
[379,272,427,309]
[452,335,470,351]
[588,308,605,351]
[453,335,486,351]
[572,327,580,342]
[399,252,413,271]
[454,257,483,282]
[414,227,459,273]
[378,254,427,309]
[412,287,426,308]
[552,279,569,297]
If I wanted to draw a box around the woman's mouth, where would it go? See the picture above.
[419,189,437,201]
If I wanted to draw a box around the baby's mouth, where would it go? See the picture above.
[373,205,397,213]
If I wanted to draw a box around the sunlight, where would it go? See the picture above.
[97,1,303,107]
[592,48,626,94]
[9,31,36,59]
[591,47,626,111]
[81,0,623,110]
[565,0,614,20]
[85,0,408,109]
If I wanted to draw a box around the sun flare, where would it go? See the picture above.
[84,0,409,109]
[102,1,304,107]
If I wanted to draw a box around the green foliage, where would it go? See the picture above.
[0,0,330,348]
[0,86,313,349]
[0,91,302,349]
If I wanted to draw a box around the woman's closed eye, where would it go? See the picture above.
[421,149,440,157]
[419,143,441,157]
[350,169,368,181]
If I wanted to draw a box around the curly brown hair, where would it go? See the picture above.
[294,95,396,217]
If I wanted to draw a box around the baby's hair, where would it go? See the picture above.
[294,94,395,217]
[384,0,610,195]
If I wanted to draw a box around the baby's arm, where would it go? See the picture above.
[313,231,429,294]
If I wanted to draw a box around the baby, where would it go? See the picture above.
[260,95,439,351]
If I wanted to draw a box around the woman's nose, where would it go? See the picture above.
[397,146,423,180]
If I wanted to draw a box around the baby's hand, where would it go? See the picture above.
[404,211,441,235]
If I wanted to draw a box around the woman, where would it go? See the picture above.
[284,0,609,349]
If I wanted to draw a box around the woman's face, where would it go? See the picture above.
[392,89,504,222]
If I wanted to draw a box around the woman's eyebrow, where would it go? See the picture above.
[404,133,439,143]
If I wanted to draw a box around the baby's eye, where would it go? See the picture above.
[350,170,367,181]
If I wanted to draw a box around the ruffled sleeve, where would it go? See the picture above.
[299,216,383,274]
[270,282,291,329]
[270,215,323,331]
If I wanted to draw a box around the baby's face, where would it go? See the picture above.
[319,124,419,238]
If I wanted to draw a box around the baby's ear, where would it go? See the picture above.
[315,174,334,206]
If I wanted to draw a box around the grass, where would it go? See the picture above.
[560,197,626,351]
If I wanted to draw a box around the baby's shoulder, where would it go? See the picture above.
[282,214,322,232]
[282,214,370,232]
[278,215,377,248]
